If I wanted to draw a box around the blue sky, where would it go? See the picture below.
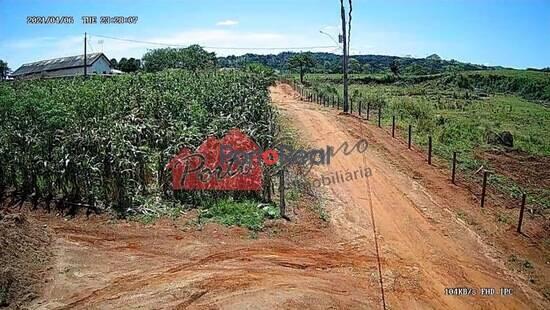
[1,0,549,69]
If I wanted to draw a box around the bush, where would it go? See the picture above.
[199,198,279,231]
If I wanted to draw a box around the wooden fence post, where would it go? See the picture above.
[408,125,412,149]
[481,171,490,208]
[517,193,527,233]
[452,152,457,184]
[279,168,286,218]
[378,106,382,127]
[428,136,432,165]
[392,115,396,138]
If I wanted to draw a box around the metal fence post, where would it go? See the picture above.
[359,101,362,116]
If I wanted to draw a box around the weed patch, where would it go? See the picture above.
[199,198,280,231]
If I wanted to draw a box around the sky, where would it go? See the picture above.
[1,0,549,69]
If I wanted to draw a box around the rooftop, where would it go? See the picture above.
[12,53,107,76]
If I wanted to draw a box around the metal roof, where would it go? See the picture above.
[12,53,108,76]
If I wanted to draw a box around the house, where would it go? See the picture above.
[12,53,114,79]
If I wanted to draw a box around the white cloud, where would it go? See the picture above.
[216,19,239,26]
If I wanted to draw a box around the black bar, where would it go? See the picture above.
[350,98,353,114]
[359,101,362,116]
[378,106,382,127]
[408,125,412,149]
[481,171,489,208]
[392,116,395,137]
[428,136,433,165]
[337,96,340,110]
[452,152,457,184]
[517,193,527,233]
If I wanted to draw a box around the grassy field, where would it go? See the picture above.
[291,69,550,214]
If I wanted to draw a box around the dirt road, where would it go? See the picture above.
[29,83,546,309]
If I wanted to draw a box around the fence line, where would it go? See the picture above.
[281,79,530,234]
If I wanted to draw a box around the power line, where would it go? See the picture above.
[87,35,95,52]
[88,33,338,51]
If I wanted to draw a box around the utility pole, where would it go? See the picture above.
[340,0,349,113]
[84,32,87,78]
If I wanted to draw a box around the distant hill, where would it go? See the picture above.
[426,53,442,61]
[217,52,505,75]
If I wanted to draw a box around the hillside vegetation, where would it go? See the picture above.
[218,52,502,75]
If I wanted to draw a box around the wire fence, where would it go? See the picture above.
[280,78,531,234]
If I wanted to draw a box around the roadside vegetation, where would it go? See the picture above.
[289,69,550,215]
[0,68,277,220]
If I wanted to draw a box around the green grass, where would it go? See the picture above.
[0,284,8,307]
[199,198,280,231]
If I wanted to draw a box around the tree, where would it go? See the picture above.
[361,63,371,74]
[123,58,140,72]
[119,58,128,72]
[244,62,276,85]
[349,58,362,73]
[110,58,118,69]
[111,58,141,72]
[390,59,400,76]
[287,53,315,83]
[142,45,216,73]
[0,60,10,80]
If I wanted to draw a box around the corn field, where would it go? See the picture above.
[0,70,276,215]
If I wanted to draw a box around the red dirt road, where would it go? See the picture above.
[28,83,547,309]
